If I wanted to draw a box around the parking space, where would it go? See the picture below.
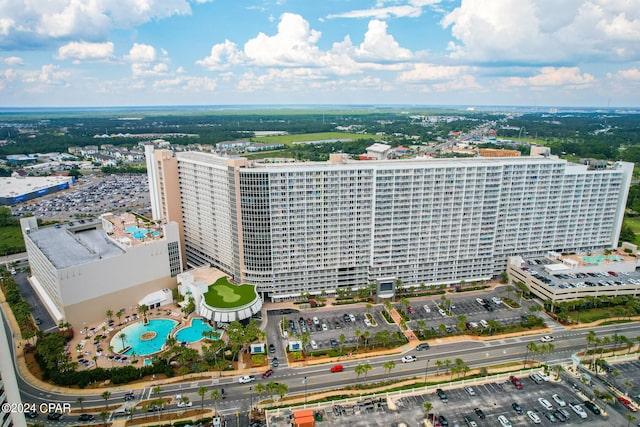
[601,360,640,402]
[280,308,401,352]
[397,376,607,426]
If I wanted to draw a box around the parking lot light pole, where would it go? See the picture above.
[304,376,307,404]
[424,359,430,384]
[249,386,253,412]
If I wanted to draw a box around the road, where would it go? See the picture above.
[9,315,640,425]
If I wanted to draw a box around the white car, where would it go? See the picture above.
[464,386,476,396]
[497,415,512,427]
[238,375,255,384]
[527,411,541,424]
[538,397,553,410]
[363,318,372,327]
[401,355,417,363]
[438,309,447,317]
[569,402,588,418]
[177,400,192,407]
[312,316,319,325]
[552,393,566,407]
[475,298,484,305]
[310,340,318,350]
[423,305,431,313]
[540,335,554,342]
[537,370,549,381]
[349,314,356,322]
[492,296,502,305]
[321,323,328,331]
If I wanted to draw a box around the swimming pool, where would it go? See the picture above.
[110,318,178,356]
[174,318,217,343]
[124,225,160,240]
[582,254,623,264]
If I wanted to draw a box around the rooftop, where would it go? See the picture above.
[0,176,74,198]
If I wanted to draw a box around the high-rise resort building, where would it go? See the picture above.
[0,313,26,427]
[20,213,182,327]
[146,148,633,301]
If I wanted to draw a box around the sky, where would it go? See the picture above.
[1,0,639,108]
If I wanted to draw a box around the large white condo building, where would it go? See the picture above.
[147,149,633,300]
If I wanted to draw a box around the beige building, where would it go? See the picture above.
[21,214,182,327]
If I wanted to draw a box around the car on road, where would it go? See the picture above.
[436,388,448,402]
[47,413,63,421]
[331,364,344,372]
[540,335,554,342]
[538,397,553,410]
[35,317,42,325]
[497,415,512,427]
[26,410,38,419]
[416,343,430,351]
[552,393,566,407]
[465,386,476,396]
[583,400,601,415]
[511,402,523,414]
[262,369,274,378]
[401,355,417,363]
[123,391,135,401]
[473,408,485,419]
[239,375,255,384]
[509,375,523,389]
[78,413,95,422]
[268,344,276,354]
[177,400,193,407]
[463,415,478,427]
[527,410,541,424]
[569,402,588,418]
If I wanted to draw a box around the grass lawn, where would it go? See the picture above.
[0,225,26,255]
[203,277,257,308]
[625,216,640,235]
[251,132,374,145]
[568,307,622,323]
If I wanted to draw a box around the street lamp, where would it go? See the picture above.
[249,386,253,412]
[304,376,307,404]
[424,359,430,384]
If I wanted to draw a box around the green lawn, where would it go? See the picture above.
[251,132,375,145]
[625,216,640,234]
[568,307,621,323]
[0,225,26,255]
[203,277,257,308]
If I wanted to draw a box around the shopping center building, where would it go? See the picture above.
[146,148,633,301]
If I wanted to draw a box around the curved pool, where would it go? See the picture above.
[110,318,178,356]
[174,318,217,343]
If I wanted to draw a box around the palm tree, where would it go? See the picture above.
[118,332,127,351]
[363,330,371,350]
[116,310,123,325]
[435,360,444,375]
[105,309,113,322]
[525,342,538,367]
[76,397,85,413]
[585,330,596,359]
[354,329,361,350]
[99,411,109,425]
[361,362,372,384]
[625,380,634,396]
[627,414,636,427]
[101,390,111,411]
[254,383,266,406]
[339,333,346,355]
[198,386,208,411]
[354,363,366,383]
[423,401,433,416]
[383,360,396,380]
[210,389,220,414]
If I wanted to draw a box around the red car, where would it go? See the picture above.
[330,364,343,373]
[618,396,637,412]
[407,307,415,314]
[509,375,523,389]
[262,369,274,379]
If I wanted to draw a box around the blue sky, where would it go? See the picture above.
[1,0,639,107]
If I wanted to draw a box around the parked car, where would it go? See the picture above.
[618,396,638,412]
[310,340,318,350]
[401,355,417,363]
[473,408,485,419]
[262,369,274,378]
[509,375,523,389]
[539,397,553,410]
[271,358,279,367]
[239,375,255,384]
[543,412,557,422]
[554,409,567,422]
[569,402,588,418]
[583,400,601,415]
[497,415,512,427]
[416,343,430,351]
[407,306,415,314]
[330,364,343,373]
[438,415,449,427]
[321,323,328,331]
[268,344,276,354]
[552,393,566,407]
[463,415,478,427]
[527,410,541,424]
[436,388,448,402]
[511,402,523,415]
[465,386,476,396]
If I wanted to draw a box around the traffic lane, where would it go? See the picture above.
[12,269,57,331]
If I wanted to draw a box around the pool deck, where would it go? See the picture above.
[102,212,165,247]
[66,302,213,370]
[561,250,635,266]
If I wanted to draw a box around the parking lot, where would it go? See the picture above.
[314,375,610,426]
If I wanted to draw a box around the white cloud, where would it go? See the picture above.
[243,13,325,67]
[505,67,595,87]
[125,43,171,78]
[196,40,246,70]
[611,68,640,81]
[326,0,442,19]
[126,43,157,63]
[441,0,640,64]
[351,20,413,61]
[0,0,192,45]
[397,63,472,82]
[3,56,23,65]
[23,64,71,86]
[57,41,114,62]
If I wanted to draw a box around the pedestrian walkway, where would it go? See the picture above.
[385,306,418,341]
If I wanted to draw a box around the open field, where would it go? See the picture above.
[251,131,374,145]
[0,225,26,255]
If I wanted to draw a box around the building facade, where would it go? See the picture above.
[147,149,633,300]
[21,214,182,327]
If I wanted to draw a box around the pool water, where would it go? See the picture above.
[582,254,623,264]
[111,318,178,356]
[175,318,217,343]
[125,225,161,240]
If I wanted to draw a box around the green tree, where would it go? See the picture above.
[383,360,396,380]
[210,389,220,415]
[423,401,433,416]
[76,397,85,413]
[101,390,111,411]
[198,386,208,412]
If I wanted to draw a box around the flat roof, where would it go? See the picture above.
[28,221,124,269]
[0,176,73,198]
